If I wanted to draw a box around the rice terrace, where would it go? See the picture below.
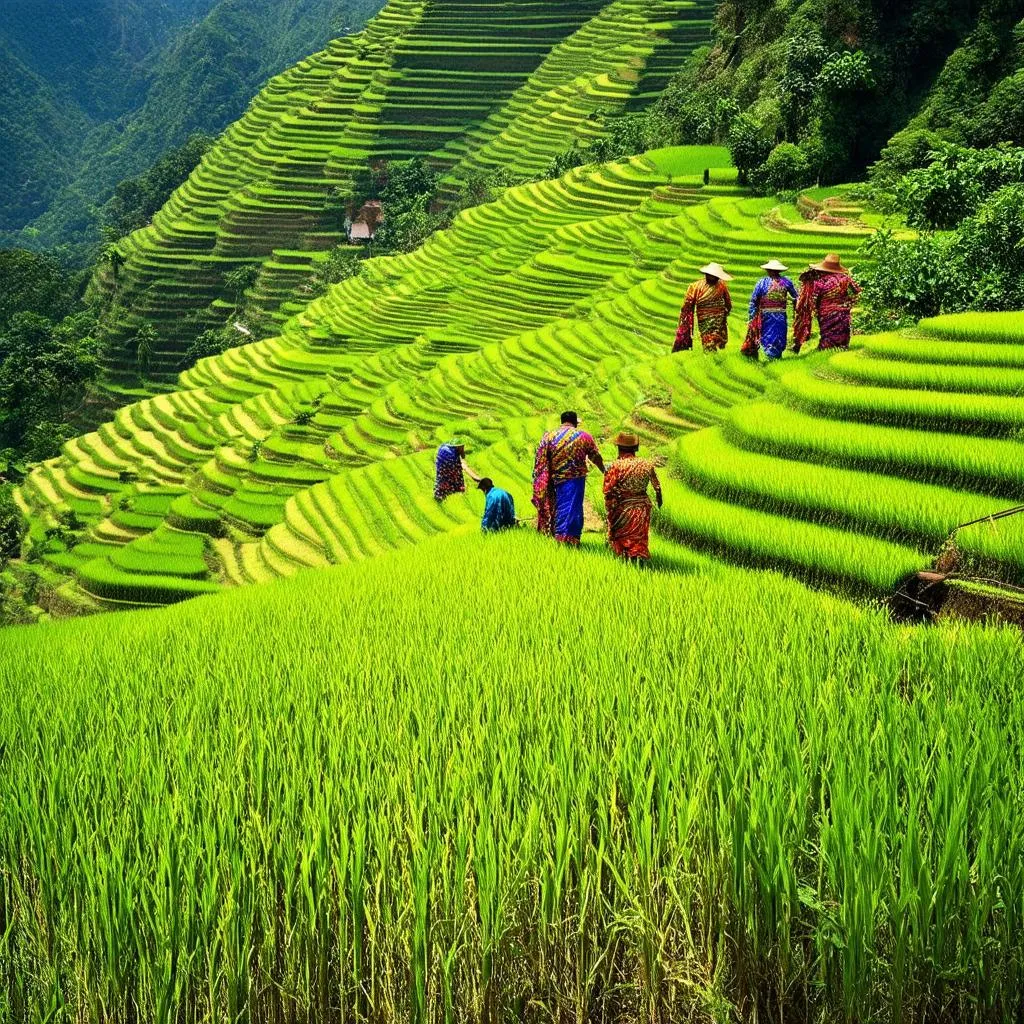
[2,0,1024,1021]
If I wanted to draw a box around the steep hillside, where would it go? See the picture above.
[0,0,382,254]
[655,0,1024,184]
[0,40,91,230]
[14,145,888,612]
[0,0,220,234]
[84,0,718,394]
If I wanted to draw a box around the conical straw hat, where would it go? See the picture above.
[811,253,848,273]
[761,259,788,272]
[699,262,733,281]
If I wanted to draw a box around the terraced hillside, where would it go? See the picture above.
[18,145,900,614]
[91,0,716,395]
[664,312,1024,597]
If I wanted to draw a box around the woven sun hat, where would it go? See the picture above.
[614,431,640,449]
[761,258,788,272]
[811,253,848,273]
[699,262,733,281]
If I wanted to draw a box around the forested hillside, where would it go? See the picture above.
[0,0,382,258]
[653,0,1024,185]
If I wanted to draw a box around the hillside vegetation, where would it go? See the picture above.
[84,0,720,388]
[0,0,382,258]
[653,0,1024,186]
[6,2,1024,1020]
[15,137,1024,617]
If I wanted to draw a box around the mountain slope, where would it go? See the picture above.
[0,40,91,231]
[0,0,383,253]
[84,0,718,393]
[15,145,904,611]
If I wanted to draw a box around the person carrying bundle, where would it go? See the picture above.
[532,411,605,545]
[673,263,733,353]
[433,439,479,501]
[603,432,662,562]
[793,253,862,352]
[477,478,517,532]
[742,259,798,360]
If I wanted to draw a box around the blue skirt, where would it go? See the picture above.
[553,477,586,543]
[761,312,788,360]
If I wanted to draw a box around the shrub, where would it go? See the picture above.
[728,114,773,184]
[859,230,951,320]
[752,142,813,193]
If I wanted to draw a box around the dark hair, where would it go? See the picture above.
[477,477,493,492]
[560,410,578,426]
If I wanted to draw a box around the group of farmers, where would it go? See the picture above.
[675,252,862,358]
[432,252,860,562]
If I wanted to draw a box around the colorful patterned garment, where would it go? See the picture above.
[741,275,798,360]
[793,271,862,351]
[532,426,600,543]
[603,456,660,560]
[433,444,465,502]
[673,280,732,352]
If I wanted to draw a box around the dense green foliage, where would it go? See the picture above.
[3,533,1024,1022]
[100,134,214,242]
[1,0,383,259]
[861,145,1024,316]
[0,250,98,463]
[643,0,1024,187]
[0,0,218,237]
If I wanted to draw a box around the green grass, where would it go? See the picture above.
[725,400,1024,498]
[918,311,1024,344]
[3,532,1024,1023]
[674,426,1006,549]
[641,144,732,176]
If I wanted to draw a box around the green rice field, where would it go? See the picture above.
[7,3,1024,1016]
[3,533,1024,1022]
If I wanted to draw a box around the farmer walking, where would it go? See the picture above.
[433,439,479,501]
[793,253,862,352]
[673,262,733,352]
[532,411,605,545]
[742,259,798,360]
[603,432,662,561]
[478,477,516,532]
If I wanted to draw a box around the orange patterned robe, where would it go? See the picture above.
[673,280,732,352]
[603,456,660,560]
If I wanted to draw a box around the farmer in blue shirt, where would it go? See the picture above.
[478,477,516,532]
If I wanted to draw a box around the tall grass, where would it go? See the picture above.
[2,532,1021,1023]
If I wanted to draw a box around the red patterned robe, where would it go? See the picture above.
[793,271,862,351]
[674,280,732,352]
[603,456,660,560]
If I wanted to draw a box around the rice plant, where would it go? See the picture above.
[2,531,1023,1024]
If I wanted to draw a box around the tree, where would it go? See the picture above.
[0,487,25,565]
[0,309,98,456]
[728,114,773,184]
[306,247,363,297]
[224,264,261,306]
[753,142,814,193]
[183,328,230,368]
[133,322,158,376]
[0,249,80,333]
